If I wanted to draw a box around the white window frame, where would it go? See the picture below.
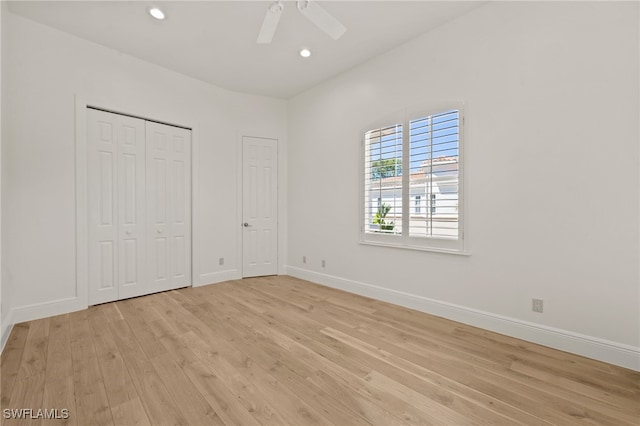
[360,102,468,255]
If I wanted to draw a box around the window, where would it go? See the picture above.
[362,105,465,253]
[363,124,403,235]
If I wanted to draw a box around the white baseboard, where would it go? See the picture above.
[287,266,640,372]
[1,296,86,354]
[196,270,241,287]
[10,297,87,325]
[1,309,15,354]
[1,269,241,344]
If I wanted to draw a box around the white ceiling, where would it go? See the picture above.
[7,1,486,99]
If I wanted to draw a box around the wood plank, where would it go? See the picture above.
[42,314,76,426]
[2,319,50,426]
[17,318,50,380]
[118,291,224,425]
[220,284,535,425]
[1,322,30,409]
[226,289,526,425]
[68,310,113,426]
[86,307,151,426]
[116,299,167,359]
[147,352,226,426]
[1,276,638,426]
[107,318,188,426]
[150,291,295,425]
[6,373,46,426]
[143,310,262,425]
[246,277,640,424]
[238,280,628,423]
[205,291,401,425]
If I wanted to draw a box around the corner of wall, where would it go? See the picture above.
[0,310,13,353]
[0,0,6,353]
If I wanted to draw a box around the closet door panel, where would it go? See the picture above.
[147,127,172,292]
[146,122,191,291]
[117,116,147,300]
[88,110,121,304]
[170,131,191,288]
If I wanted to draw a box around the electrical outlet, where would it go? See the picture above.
[219,257,224,266]
[532,298,543,313]
[303,256,307,264]
[321,260,326,268]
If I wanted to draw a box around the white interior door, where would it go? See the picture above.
[87,109,191,305]
[146,121,192,291]
[88,109,146,304]
[242,136,278,277]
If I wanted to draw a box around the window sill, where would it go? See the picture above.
[359,240,471,256]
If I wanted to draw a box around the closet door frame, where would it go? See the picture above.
[75,96,198,309]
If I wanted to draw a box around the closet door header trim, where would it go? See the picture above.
[87,106,192,131]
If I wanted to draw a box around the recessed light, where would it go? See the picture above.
[149,7,165,20]
[300,48,311,58]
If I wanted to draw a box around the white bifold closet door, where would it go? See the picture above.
[87,109,191,305]
[146,121,191,293]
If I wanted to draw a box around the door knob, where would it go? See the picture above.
[157,229,162,234]
[243,222,251,227]
[126,230,132,235]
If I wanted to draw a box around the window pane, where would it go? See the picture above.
[364,124,403,235]
[409,110,459,239]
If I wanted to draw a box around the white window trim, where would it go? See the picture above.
[359,101,469,255]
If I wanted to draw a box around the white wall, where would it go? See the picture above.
[287,1,640,369]
[0,1,5,349]
[1,10,287,340]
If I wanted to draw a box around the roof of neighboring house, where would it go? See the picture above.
[421,156,458,167]
[370,156,458,188]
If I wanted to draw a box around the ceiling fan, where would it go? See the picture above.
[257,0,347,44]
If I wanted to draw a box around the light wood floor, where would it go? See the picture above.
[2,276,639,425]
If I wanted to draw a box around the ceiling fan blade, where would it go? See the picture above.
[298,1,346,41]
[257,2,283,44]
